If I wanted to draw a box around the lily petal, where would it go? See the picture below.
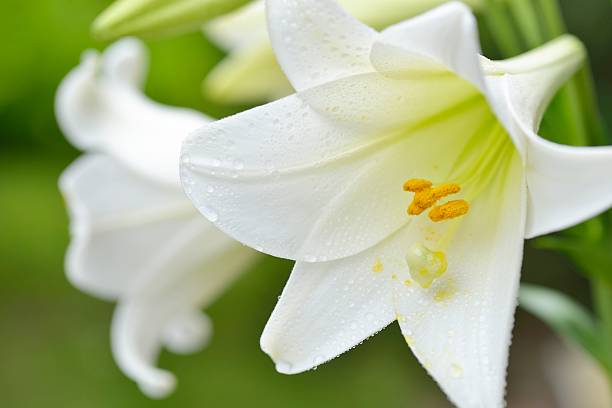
[205,0,268,51]
[260,254,395,374]
[394,153,525,408]
[182,73,489,262]
[521,124,612,239]
[55,37,208,186]
[60,154,196,299]
[111,224,254,399]
[203,39,292,104]
[61,154,256,398]
[480,36,612,238]
[372,2,484,92]
[261,150,525,402]
[265,0,376,91]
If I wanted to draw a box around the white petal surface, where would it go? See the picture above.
[261,151,525,400]
[111,221,255,398]
[260,255,396,374]
[56,37,208,186]
[373,2,484,92]
[182,74,487,262]
[480,37,612,238]
[60,154,196,299]
[61,154,257,398]
[394,153,525,408]
[265,0,376,91]
[521,128,612,238]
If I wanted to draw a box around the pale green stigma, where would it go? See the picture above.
[405,243,448,288]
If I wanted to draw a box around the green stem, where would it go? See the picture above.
[508,0,544,47]
[539,0,566,37]
[575,64,610,146]
[482,0,523,56]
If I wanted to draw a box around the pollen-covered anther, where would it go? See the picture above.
[403,179,432,192]
[404,179,462,216]
[428,200,470,222]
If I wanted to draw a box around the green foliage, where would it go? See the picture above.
[520,284,612,375]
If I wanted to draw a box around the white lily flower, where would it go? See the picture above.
[56,38,256,398]
[181,1,612,407]
[204,0,483,103]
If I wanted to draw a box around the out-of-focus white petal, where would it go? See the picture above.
[205,0,267,51]
[202,40,292,104]
[182,74,489,262]
[265,0,376,91]
[260,257,395,374]
[111,221,255,399]
[55,37,208,186]
[60,154,257,398]
[60,154,195,299]
[394,153,525,408]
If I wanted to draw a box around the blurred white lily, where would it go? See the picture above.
[56,38,256,399]
[181,1,612,407]
[204,0,483,103]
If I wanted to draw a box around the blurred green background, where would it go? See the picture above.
[0,0,611,407]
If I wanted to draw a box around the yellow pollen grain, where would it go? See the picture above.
[403,179,432,192]
[372,259,384,273]
[403,279,413,287]
[391,273,398,280]
[428,200,470,222]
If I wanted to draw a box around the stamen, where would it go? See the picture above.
[404,179,462,216]
[403,179,432,192]
[428,200,470,222]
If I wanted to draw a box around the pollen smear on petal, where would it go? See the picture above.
[372,258,384,273]
[428,200,470,222]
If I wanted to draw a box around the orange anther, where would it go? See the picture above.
[428,200,470,222]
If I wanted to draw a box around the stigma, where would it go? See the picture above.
[405,243,447,288]
[403,178,469,222]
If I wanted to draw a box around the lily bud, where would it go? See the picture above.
[93,0,249,40]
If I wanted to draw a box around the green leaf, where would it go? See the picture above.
[533,235,612,286]
[519,284,611,373]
